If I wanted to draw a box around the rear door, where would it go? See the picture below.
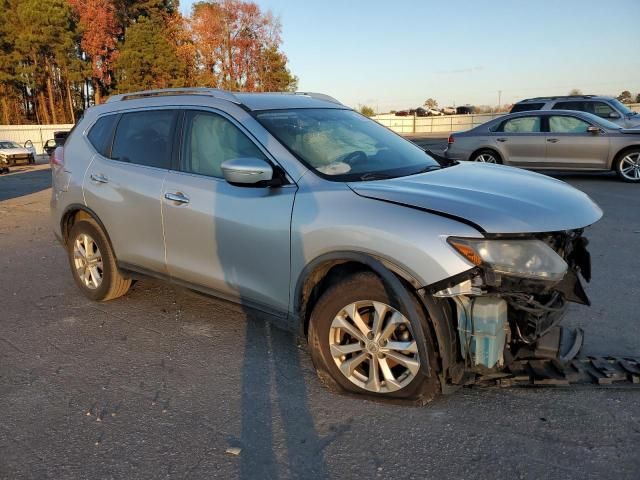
[83,109,178,273]
[162,109,296,315]
[492,115,546,166]
[544,114,610,169]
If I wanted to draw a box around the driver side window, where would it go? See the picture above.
[180,111,267,178]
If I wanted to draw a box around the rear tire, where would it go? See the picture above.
[471,149,502,164]
[308,272,440,403]
[67,219,131,301]
[614,149,640,183]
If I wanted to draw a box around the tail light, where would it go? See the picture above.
[51,146,64,167]
[447,135,455,144]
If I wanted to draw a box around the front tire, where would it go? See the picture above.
[67,219,131,301]
[308,272,440,403]
[471,149,502,164]
[615,149,640,183]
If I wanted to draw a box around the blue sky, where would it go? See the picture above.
[180,0,640,112]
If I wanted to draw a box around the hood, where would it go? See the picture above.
[348,163,602,234]
[0,147,30,155]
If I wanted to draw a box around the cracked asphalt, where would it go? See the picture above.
[1,155,639,479]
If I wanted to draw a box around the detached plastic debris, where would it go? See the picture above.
[225,447,241,456]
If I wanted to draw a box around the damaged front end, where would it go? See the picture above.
[429,230,592,376]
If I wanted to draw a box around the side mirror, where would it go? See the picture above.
[608,112,621,119]
[221,157,274,185]
[586,126,600,134]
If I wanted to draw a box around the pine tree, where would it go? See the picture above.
[115,16,186,92]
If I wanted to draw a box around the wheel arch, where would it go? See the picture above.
[60,204,116,257]
[294,252,421,337]
[469,146,503,163]
[611,144,640,171]
[295,251,461,384]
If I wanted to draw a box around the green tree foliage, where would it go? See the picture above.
[568,88,582,95]
[359,105,375,117]
[0,0,298,124]
[115,16,186,92]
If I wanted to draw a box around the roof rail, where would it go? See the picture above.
[293,92,343,105]
[521,94,596,102]
[106,88,241,104]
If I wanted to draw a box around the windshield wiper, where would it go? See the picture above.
[359,172,397,181]
[413,165,443,174]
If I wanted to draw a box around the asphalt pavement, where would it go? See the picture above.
[1,154,639,479]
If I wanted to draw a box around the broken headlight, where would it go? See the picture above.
[448,237,568,282]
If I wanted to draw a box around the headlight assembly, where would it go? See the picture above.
[448,237,568,282]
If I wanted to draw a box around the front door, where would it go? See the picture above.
[544,115,610,169]
[162,109,296,315]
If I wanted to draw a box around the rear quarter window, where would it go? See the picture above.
[510,103,544,113]
[87,115,118,156]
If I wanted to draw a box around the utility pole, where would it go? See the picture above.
[498,90,502,112]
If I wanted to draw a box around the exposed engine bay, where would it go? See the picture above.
[432,229,592,373]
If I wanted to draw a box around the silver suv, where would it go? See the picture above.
[511,95,640,128]
[51,88,602,403]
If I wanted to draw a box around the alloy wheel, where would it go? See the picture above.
[329,301,420,393]
[73,233,104,289]
[474,153,497,163]
[620,153,640,181]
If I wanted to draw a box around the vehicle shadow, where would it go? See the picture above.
[215,184,330,479]
[0,167,51,201]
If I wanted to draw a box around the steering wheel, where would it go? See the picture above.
[342,150,368,166]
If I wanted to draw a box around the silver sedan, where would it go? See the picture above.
[445,110,640,182]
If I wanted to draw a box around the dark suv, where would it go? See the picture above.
[510,95,639,128]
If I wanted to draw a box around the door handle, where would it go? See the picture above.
[496,138,507,142]
[547,138,559,143]
[90,173,108,184]
[164,192,190,205]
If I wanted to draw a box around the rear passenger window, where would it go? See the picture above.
[510,103,544,113]
[111,110,177,168]
[497,116,541,133]
[553,101,585,111]
[180,110,267,178]
[87,115,117,156]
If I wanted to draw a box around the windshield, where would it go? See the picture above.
[609,99,635,116]
[580,112,622,130]
[0,141,21,149]
[255,108,440,181]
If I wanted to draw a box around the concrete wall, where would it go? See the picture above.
[373,103,640,135]
[372,112,505,134]
[0,124,74,154]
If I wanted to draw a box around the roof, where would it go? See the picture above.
[234,92,344,110]
[105,88,345,111]
[517,95,612,103]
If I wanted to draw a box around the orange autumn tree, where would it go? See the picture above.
[190,0,297,92]
[69,0,121,104]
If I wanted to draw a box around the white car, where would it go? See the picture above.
[0,140,35,171]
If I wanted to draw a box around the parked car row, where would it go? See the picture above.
[0,131,70,174]
[395,105,474,117]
